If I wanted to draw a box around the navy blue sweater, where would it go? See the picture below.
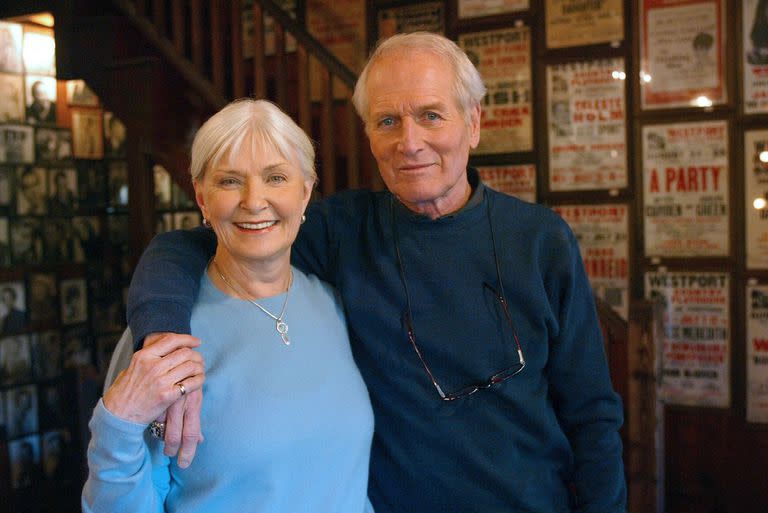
[127,171,626,513]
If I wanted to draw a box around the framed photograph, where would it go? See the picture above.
[11,218,43,264]
[77,160,107,208]
[645,271,730,407]
[0,125,35,164]
[42,429,74,481]
[62,325,92,367]
[66,79,99,106]
[377,2,444,39]
[172,181,196,208]
[29,273,57,325]
[109,161,128,209]
[0,217,9,266]
[72,216,102,262]
[32,331,61,380]
[9,435,40,489]
[0,166,11,207]
[17,166,47,215]
[0,72,25,122]
[47,167,78,215]
[640,0,726,109]
[156,212,173,234]
[553,204,630,319]
[174,211,202,230]
[747,284,768,423]
[71,108,104,159]
[457,0,528,19]
[35,128,72,163]
[1,335,31,385]
[25,75,57,125]
[745,130,768,269]
[103,111,126,158]
[6,385,38,438]
[459,26,533,154]
[546,0,623,49]
[154,164,172,209]
[546,58,628,191]
[476,164,536,203]
[0,282,26,336]
[23,28,55,76]
[744,0,768,113]
[60,278,87,326]
[642,121,730,257]
[0,21,23,73]
[107,214,129,248]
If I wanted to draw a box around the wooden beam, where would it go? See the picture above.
[274,22,286,107]
[190,0,204,72]
[252,2,266,98]
[211,0,226,94]
[297,45,310,133]
[171,0,184,55]
[320,69,335,196]
[230,0,245,98]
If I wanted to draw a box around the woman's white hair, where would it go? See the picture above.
[189,99,316,184]
[352,32,486,126]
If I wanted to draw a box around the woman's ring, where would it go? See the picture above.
[149,420,166,439]
[176,382,186,396]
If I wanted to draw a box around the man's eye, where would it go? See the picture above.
[379,117,395,127]
[424,112,440,121]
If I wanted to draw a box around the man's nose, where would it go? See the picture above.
[397,118,424,154]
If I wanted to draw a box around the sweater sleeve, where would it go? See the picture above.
[544,223,627,513]
[81,400,171,513]
[126,228,217,347]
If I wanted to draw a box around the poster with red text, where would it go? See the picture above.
[640,0,726,109]
[457,0,528,19]
[745,130,768,269]
[554,204,629,319]
[743,0,768,113]
[645,271,730,407]
[747,284,768,423]
[459,27,532,154]
[546,0,623,49]
[642,121,729,257]
[477,164,536,203]
[377,2,444,39]
[547,58,627,191]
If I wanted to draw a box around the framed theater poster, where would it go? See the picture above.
[457,0,528,19]
[554,204,630,319]
[547,58,627,191]
[745,130,768,269]
[459,26,532,154]
[744,0,768,113]
[642,121,729,257]
[377,2,444,39]
[747,283,768,423]
[546,0,623,49]
[640,0,726,109]
[476,164,536,202]
[645,271,730,407]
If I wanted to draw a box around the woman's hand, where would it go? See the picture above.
[103,334,204,425]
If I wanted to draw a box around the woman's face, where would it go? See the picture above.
[195,140,312,269]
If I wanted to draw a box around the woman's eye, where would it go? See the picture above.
[219,178,238,186]
[268,174,287,183]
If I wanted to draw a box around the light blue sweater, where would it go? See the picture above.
[83,268,375,513]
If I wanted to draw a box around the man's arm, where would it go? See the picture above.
[127,228,216,347]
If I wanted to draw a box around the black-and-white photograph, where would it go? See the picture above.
[107,214,129,248]
[0,282,26,336]
[29,273,57,324]
[109,161,128,209]
[32,331,60,379]
[0,72,25,122]
[42,429,74,481]
[47,167,78,215]
[60,278,87,325]
[23,28,55,75]
[35,128,72,163]
[62,325,91,367]
[72,216,102,262]
[71,108,103,159]
[0,21,23,73]
[17,166,47,215]
[0,166,12,207]
[43,218,72,262]
[173,180,196,208]
[77,161,106,208]
[156,212,173,234]
[174,210,201,230]
[0,335,31,385]
[0,125,35,164]
[0,217,9,266]
[103,111,126,158]
[11,217,43,264]
[9,435,40,489]
[6,384,38,438]
[154,164,172,209]
[25,75,57,125]
[66,79,98,106]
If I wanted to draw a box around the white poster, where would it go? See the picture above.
[554,204,629,319]
[477,164,536,203]
[642,121,729,257]
[377,2,444,38]
[457,0,528,19]
[547,58,627,191]
[645,271,730,407]
[747,284,768,423]
[745,130,768,269]
[744,0,768,113]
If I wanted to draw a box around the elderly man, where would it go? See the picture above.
[120,32,625,512]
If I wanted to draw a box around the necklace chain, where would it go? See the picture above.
[212,259,292,346]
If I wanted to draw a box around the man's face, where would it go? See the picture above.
[364,49,480,218]
[21,172,43,203]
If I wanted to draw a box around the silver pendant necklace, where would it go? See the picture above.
[212,259,292,346]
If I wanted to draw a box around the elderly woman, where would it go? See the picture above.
[82,99,375,513]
